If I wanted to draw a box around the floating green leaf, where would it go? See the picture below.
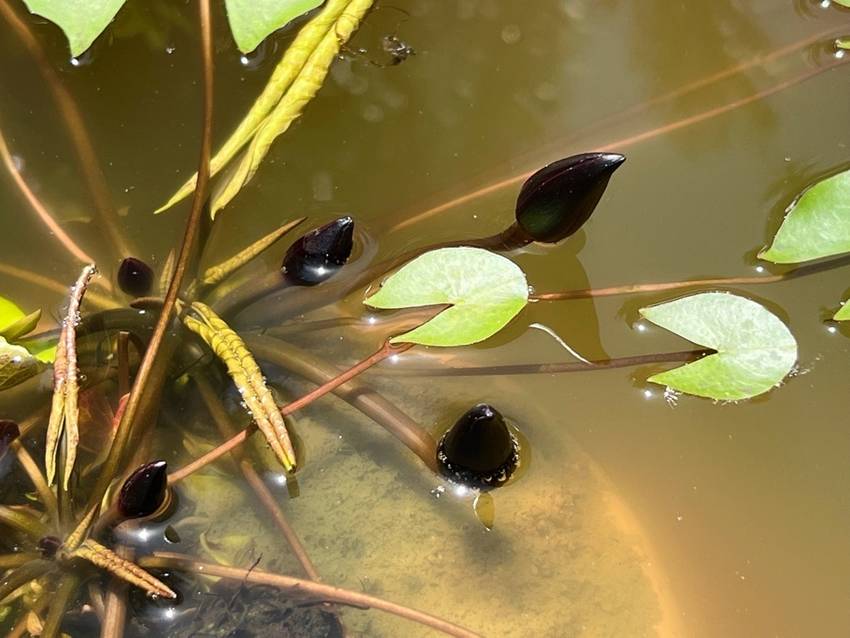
[225,0,324,53]
[21,0,127,57]
[834,300,850,321]
[759,169,850,264]
[640,292,797,401]
[0,336,40,391]
[1,309,41,342]
[0,296,25,335]
[365,247,529,347]
[837,38,850,50]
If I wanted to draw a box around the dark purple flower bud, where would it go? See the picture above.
[516,152,625,243]
[38,535,62,558]
[118,460,168,519]
[281,217,354,286]
[436,404,519,490]
[0,419,20,459]
[117,257,154,297]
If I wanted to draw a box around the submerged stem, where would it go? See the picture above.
[0,559,52,604]
[40,572,80,638]
[139,552,482,638]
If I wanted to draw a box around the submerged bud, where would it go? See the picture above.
[516,152,625,243]
[38,535,62,558]
[281,217,354,286]
[118,460,169,519]
[118,257,155,297]
[436,404,519,490]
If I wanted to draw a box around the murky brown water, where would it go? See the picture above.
[1,0,850,636]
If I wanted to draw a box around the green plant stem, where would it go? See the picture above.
[169,340,413,483]
[0,559,52,603]
[99,545,132,638]
[12,441,60,524]
[246,335,437,470]
[0,552,39,569]
[84,0,215,514]
[194,375,321,580]
[41,572,80,638]
[139,552,482,638]
[0,504,48,538]
[530,253,850,302]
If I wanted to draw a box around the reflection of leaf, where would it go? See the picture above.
[0,336,40,391]
[640,292,797,401]
[364,247,529,347]
[21,0,128,57]
[225,0,324,53]
[759,169,850,263]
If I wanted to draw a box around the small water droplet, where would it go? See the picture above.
[165,45,176,55]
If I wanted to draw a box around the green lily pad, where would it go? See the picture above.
[0,336,41,391]
[22,0,128,57]
[759,168,850,264]
[224,0,323,53]
[364,247,529,347]
[834,301,850,321]
[640,292,797,401]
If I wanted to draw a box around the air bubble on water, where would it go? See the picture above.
[430,485,445,499]
[239,41,270,69]
[820,0,831,8]
[165,45,176,55]
[663,387,680,407]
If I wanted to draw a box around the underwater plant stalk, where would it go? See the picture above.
[195,375,321,580]
[139,552,483,638]
[0,261,117,309]
[530,253,850,302]
[0,1,131,260]
[85,0,215,513]
[0,504,48,538]
[11,441,59,523]
[0,559,52,603]
[169,341,413,482]
[390,56,849,233]
[41,572,80,638]
[0,552,39,569]
[99,545,132,638]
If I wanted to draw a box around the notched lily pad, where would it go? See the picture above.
[364,247,529,347]
[224,0,324,53]
[759,168,850,264]
[639,292,797,401]
[22,0,128,57]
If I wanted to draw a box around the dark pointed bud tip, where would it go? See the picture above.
[37,535,62,558]
[515,152,625,244]
[0,419,20,458]
[118,460,169,519]
[436,403,519,490]
[117,257,154,298]
[282,216,355,286]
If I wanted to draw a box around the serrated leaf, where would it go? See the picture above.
[640,292,797,401]
[759,169,850,264]
[364,247,529,347]
[225,0,324,53]
[0,336,40,391]
[21,0,128,57]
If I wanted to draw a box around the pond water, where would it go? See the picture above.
[1,0,849,636]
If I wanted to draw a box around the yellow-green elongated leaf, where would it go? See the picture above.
[759,169,850,263]
[0,296,25,334]
[225,0,324,53]
[210,0,374,216]
[202,217,305,286]
[640,292,797,401]
[73,539,176,599]
[183,302,297,471]
[21,0,127,57]
[0,336,40,391]
[155,0,352,215]
[365,247,529,347]
[1,309,42,342]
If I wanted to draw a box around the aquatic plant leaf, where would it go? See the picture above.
[0,309,41,342]
[365,247,528,347]
[183,302,296,470]
[203,217,305,286]
[640,292,797,401]
[44,264,96,489]
[225,0,324,53]
[155,0,352,214]
[21,0,127,56]
[0,296,25,334]
[833,300,850,321]
[759,169,850,263]
[210,0,374,216]
[837,37,850,50]
[72,539,176,598]
[0,336,40,391]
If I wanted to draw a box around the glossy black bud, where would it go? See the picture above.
[118,460,168,519]
[436,404,519,490]
[282,216,354,286]
[516,152,625,243]
[0,419,20,459]
[38,535,62,558]
[117,257,154,297]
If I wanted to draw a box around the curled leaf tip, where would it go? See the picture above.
[516,152,625,243]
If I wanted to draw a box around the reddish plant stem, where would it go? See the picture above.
[390,57,849,233]
[139,552,482,638]
[169,341,413,483]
